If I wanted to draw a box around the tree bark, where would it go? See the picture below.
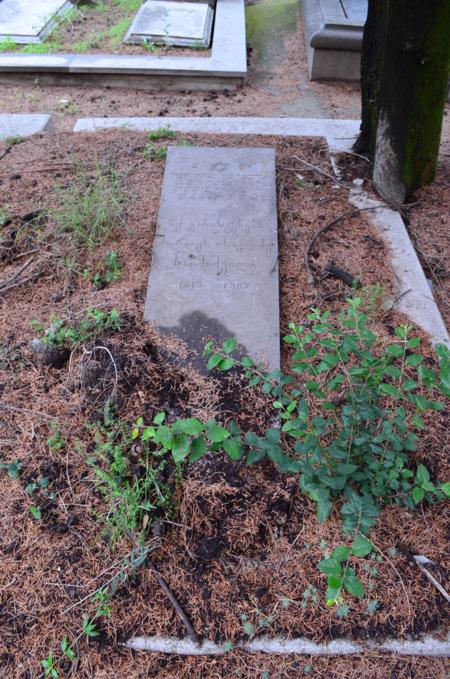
[356,0,450,204]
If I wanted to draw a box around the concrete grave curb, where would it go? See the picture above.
[123,634,450,657]
[73,115,449,347]
[0,113,54,138]
[0,0,246,91]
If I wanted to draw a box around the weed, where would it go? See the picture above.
[335,602,350,618]
[0,460,22,479]
[88,250,122,289]
[142,39,157,52]
[148,127,176,140]
[3,135,24,149]
[22,42,63,54]
[0,207,11,226]
[47,423,65,453]
[106,17,133,46]
[144,144,168,161]
[0,37,17,52]
[41,651,58,678]
[33,308,121,348]
[53,162,125,249]
[29,505,42,521]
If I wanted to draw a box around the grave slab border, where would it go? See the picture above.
[0,0,246,91]
[0,0,74,44]
[73,115,449,348]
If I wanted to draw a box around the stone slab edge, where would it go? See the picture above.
[72,115,449,347]
[123,634,450,657]
[0,113,53,138]
[303,0,365,51]
[0,0,246,79]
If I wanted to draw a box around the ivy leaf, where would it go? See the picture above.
[171,434,190,462]
[342,573,365,598]
[316,487,333,523]
[416,464,430,485]
[331,546,351,562]
[206,421,230,443]
[317,558,342,577]
[207,355,222,370]
[441,482,450,497]
[412,486,425,503]
[222,338,237,354]
[379,383,402,399]
[172,418,204,435]
[219,358,234,371]
[351,535,373,557]
[223,438,244,460]
[189,438,208,463]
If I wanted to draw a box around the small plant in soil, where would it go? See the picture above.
[202,298,450,604]
[3,135,24,149]
[33,307,121,348]
[143,144,168,161]
[53,162,125,249]
[86,250,122,289]
[147,127,177,141]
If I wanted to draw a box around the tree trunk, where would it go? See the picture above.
[356,0,450,204]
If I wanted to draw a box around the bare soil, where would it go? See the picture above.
[0,131,448,678]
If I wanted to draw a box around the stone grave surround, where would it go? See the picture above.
[124,0,214,48]
[302,0,368,80]
[0,0,74,43]
[145,146,280,371]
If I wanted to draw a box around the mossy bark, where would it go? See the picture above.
[356,0,450,203]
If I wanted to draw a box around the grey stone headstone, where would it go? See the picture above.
[145,146,280,371]
[124,0,214,48]
[0,0,73,44]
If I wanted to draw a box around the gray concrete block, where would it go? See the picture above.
[0,113,53,138]
[144,146,280,370]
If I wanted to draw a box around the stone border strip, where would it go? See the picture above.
[123,634,450,657]
[0,0,246,91]
[0,113,54,138]
[73,115,449,347]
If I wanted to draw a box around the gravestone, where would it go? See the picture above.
[144,146,280,371]
[124,0,214,48]
[0,0,73,44]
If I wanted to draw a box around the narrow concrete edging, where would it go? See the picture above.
[0,0,246,91]
[72,115,449,346]
[123,634,450,657]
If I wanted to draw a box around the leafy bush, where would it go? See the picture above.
[202,298,449,601]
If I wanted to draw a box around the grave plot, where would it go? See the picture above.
[0,0,246,90]
[0,129,449,678]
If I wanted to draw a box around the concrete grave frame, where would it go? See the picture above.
[73,115,450,348]
[0,0,246,91]
[302,0,367,81]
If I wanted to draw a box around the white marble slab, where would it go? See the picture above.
[0,0,73,44]
[124,0,213,47]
